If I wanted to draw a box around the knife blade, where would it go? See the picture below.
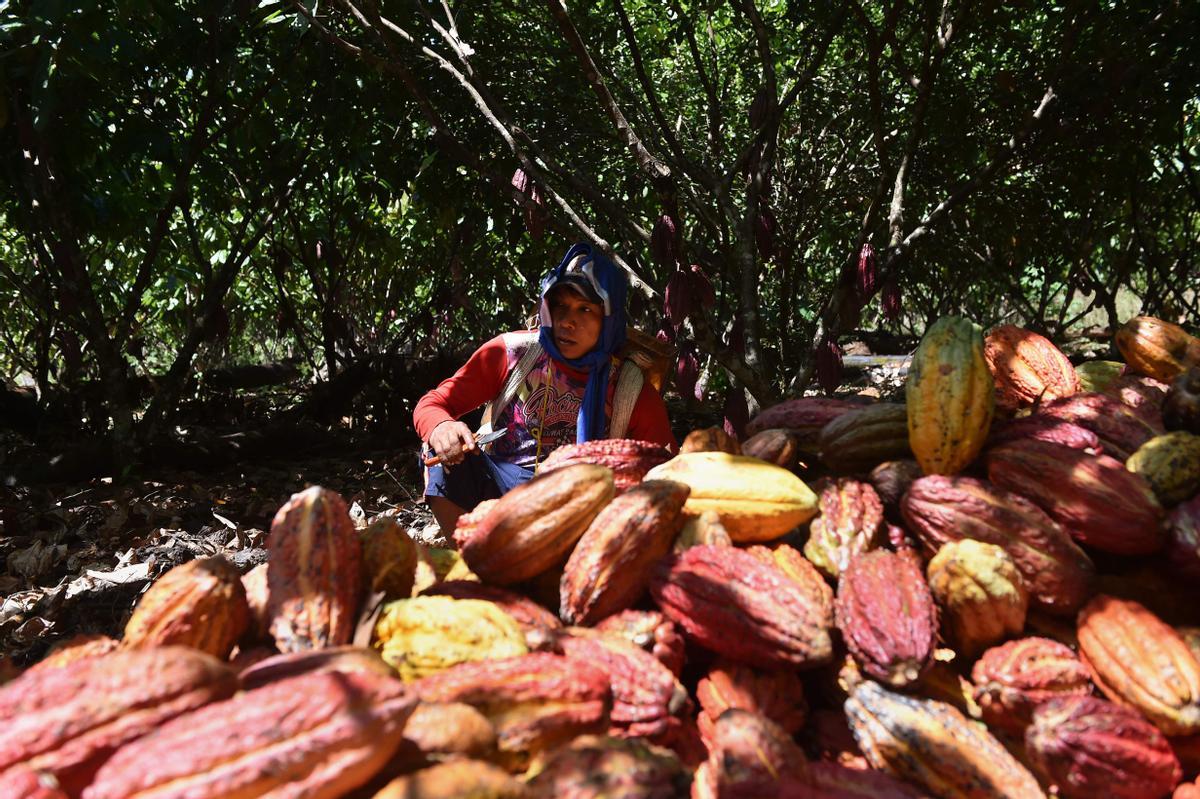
[423,426,509,467]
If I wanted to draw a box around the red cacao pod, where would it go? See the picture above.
[745,396,860,444]
[651,214,681,269]
[816,339,844,395]
[971,636,1092,734]
[541,438,672,494]
[1166,367,1200,434]
[1036,391,1163,460]
[856,242,878,299]
[696,660,807,747]
[594,609,686,677]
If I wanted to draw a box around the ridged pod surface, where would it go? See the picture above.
[1115,315,1200,382]
[0,647,237,794]
[818,403,913,474]
[988,414,1102,453]
[458,464,614,584]
[594,610,685,676]
[527,735,688,799]
[1026,695,1182,799]
[122,555,248,659]
[1127,431,1200,507]
[237,645,396,691]
[844,678,1045,799]
[85,670,417,799]
[240,562,270,642]
[987,439,1165,555]
[423,580,562,637]
[680,426,742,454]
[650,545,833,668]
[557,632,691,742]
[984,324,1080,411]
[926,539,1028,658]
[702,709,811,799]
[809,761,926,798]
[906,316,996,475]
[540,439,671,494]
[745,396,860,445]
[390,701,498,772]
[360,513,417,598]
[836,549,938,688]
[1168,496,1200,579]
[971,637,1092,734]
[1077,594,1200,735]
[803,478,885,579]
[267,485,363,652]
[560,480,691,626]
[372,596,527,681]
[901,474,1094,615]
[695,660,807,746]
[1105,373,1170,428]
[409,653,611,762]
[1036,392,1164,460]
[740,428,801,469]
[1166,367,1200,434]
[644,453,817,542]
[0,766,68,799]
[371,760,529,799]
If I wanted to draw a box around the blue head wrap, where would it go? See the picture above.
[538,242,627,443]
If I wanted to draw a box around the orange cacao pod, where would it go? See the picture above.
[240,561,270,642]
[527,735,688,799]
[835,549,938,688]
[901,474,1095,616]
[560,480,690,626]
[650,545,833,668]
[458,464,614,584]
[0,647,236,794]
[122,555,248,658]
[1077,594,1200,735]
[557,631,692,742]
[987,439,1165,555]
[983,324,1080,411]
[540,438,671,494]
[1026,695,1182,799]
[594,609,685,676]
[803,478,885,579]
[845,678,1045,798]
[696,660,807,747]
[971,637,1092,734]
[360,513,418,598]
[410,653,610,764]
[389,701,498,773]
[1115,315,1200,382]
[266,486,363,652]
[84,669,416,799]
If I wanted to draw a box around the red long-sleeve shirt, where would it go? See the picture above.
[414,332,676,467]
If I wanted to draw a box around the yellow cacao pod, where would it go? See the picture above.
[372,596,527,681]
[1126,431,1200,507]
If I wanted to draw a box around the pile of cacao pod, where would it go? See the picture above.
[5,313,1200,798]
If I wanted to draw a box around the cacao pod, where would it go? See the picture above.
[836,549,938,688]
[803,478,885,579]
[856,242,878,298]
[238,645,396,691]
[745,396,860,445]
[971,636,1092,734]
[696,660,807,746]
[527,735,687,799]
[680,425,741,454]
[594,610,686,677]
[818,402,913,474]
[0,765,67,799]
[1036,391,1163,460]
[906,315,995,475]
[1115,315,1200,382]
[868,458,923,513]
[458,464,614,584]
[0,647,237,794]
[1166,367,1200,434]
[1075,360,1125,393]
[983,324,1080,411]
[987,439,1165,555]
[651,544,833,668]
[85,670,416,799]
[740,428,801,469]
[25,634,119,676]
[988,414,1102,453]
[266,486,362,652]
[1105,372,1169,429]
[900,474,1095,616]
[816,338,844,395]
[1127,431,1200,507]
[1077,594,1200,735]
[926,539,1028,658]
[560,480,690,626]
[389,701,498,773]
[371,760,528,799]
[644,452,817,542]
[122,555,248,659]
[845,678,1045,798]
[360,513,418,598]
[1026,695,1182,799]
[672,509,733,551]
[240,562,270,643]
[422,580,562,647]
[540,438,672,494]
[372,596,527,681]
[703,709,811,798]
[1168,496,1200,579]
[809,760,926,798]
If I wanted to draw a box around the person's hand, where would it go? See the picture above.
[427,420,476,466]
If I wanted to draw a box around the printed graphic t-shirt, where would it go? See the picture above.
[413,331,676,469]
